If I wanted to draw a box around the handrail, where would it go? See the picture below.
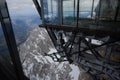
[44,24,120,38]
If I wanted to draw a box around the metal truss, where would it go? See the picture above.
[44,32,120,80]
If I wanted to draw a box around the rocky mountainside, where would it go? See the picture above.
[19,26,92,80]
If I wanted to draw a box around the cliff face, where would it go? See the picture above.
[19,26,89,80]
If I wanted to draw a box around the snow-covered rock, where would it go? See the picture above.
[19,26,90,80]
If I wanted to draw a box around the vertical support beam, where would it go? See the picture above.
[51,0,54,24]
[40,0,45,24]
[91,0,95,19]
[98,0,102,19]
[96,0,102,25]
[33,0,44,24]
[33,0,42,18]
[76,0,80,28]
[114,0,120,21]
[58,0,63,25]
[0,1,26,80]
[73,0,76,20]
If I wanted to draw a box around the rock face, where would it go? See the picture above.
[19,26,87,80]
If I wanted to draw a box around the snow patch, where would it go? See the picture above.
[91,39,103,45]
[34,43,38,48]
[38,34,45,40]
[30,52,50,64]
[48,48,57,54]
[57,62,64,69]
[69,64,80,80]
[28,63,34,73]
[45,56,54,63]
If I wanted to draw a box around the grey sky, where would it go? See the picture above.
[6,0,38,16]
